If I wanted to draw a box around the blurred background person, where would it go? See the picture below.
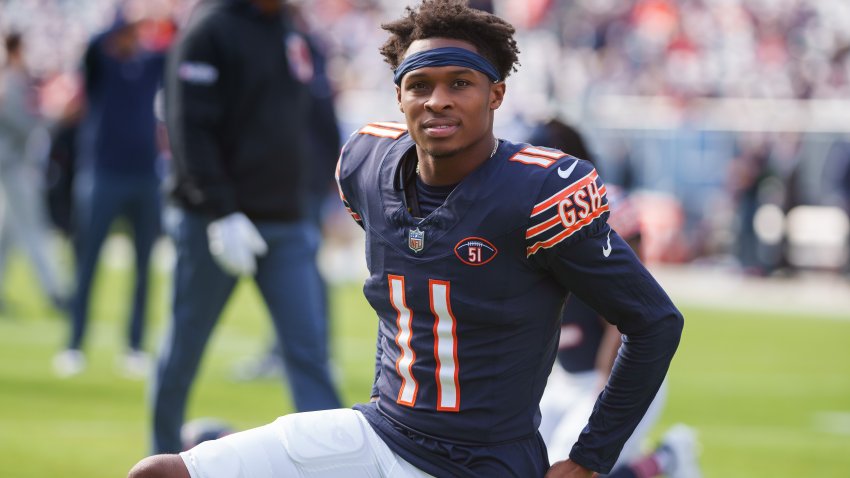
[526,116,593,164]
[727,133,778,276]
[53,11,168,378]
[41,72,85,240]
[231,2,343,382]
[151,0,341,454]
[0,32,68,313]
[822,137,850,275]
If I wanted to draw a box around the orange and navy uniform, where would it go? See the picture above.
[336,122,683,476]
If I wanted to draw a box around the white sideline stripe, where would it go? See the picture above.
[813,412,850,436]
[592,95,850,132]
[650,265,850,319]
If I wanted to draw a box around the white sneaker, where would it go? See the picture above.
[658,424,702,478]
[120,350,151,379]
[53,349,86,377]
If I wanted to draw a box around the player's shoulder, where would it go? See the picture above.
[355,121,409,140]
[501,141,599,192]
[344,121,409,149]
[338,121,409,178]
[505,143,570,171]
[509,142,609,256]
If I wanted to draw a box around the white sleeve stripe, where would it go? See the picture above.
[522,147,566,159]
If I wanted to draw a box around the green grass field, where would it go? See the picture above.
[0,248,849,477]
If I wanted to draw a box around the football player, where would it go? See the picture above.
[128,1,683,477]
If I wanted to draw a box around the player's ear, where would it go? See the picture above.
[489,81,506,110]
[396,85,403,112]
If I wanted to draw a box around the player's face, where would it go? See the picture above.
[396,38,505,160]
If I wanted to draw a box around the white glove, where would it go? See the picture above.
[207,212,268,276]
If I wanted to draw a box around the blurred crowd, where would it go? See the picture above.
[8,0,849,118]
[0,0,848,295]
[523,0,850,102]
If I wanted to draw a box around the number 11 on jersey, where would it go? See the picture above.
[388,275,460,412]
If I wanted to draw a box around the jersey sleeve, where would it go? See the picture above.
[527,158,684,473]
[335,122,408,229]
[525,157,610,257]
[335,138,364,229]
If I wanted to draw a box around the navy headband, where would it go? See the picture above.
[393,47,501,86]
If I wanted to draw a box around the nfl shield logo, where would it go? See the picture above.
[408,228,425,253]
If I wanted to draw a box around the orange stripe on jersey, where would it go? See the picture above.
[346,207,362,222]
[526,183,607,239]
[526,215,561,239]
[531,170,601,217]
[371,121,407,131]
[530,183,607,218]
[509,154,555,168]
[508,147,567,168]
[523,147,567,160]
[526,204,610,256]
[359,122,407,139]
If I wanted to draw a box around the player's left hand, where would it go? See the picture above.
[545,459,597,478]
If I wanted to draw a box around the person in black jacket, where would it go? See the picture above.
[151,0,341,453]
[230,5,344,381]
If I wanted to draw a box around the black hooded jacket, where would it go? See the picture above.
[165,0,312,221]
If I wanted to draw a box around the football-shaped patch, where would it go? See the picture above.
[454,237,498,266]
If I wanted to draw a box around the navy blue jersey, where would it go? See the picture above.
[337,122,683,475]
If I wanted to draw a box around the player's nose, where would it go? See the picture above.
[424,83,453,112]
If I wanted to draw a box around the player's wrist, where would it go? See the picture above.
[545,459,596,477]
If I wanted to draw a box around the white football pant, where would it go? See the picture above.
[180,408,435,478]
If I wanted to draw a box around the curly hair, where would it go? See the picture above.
[380,0,520,81]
